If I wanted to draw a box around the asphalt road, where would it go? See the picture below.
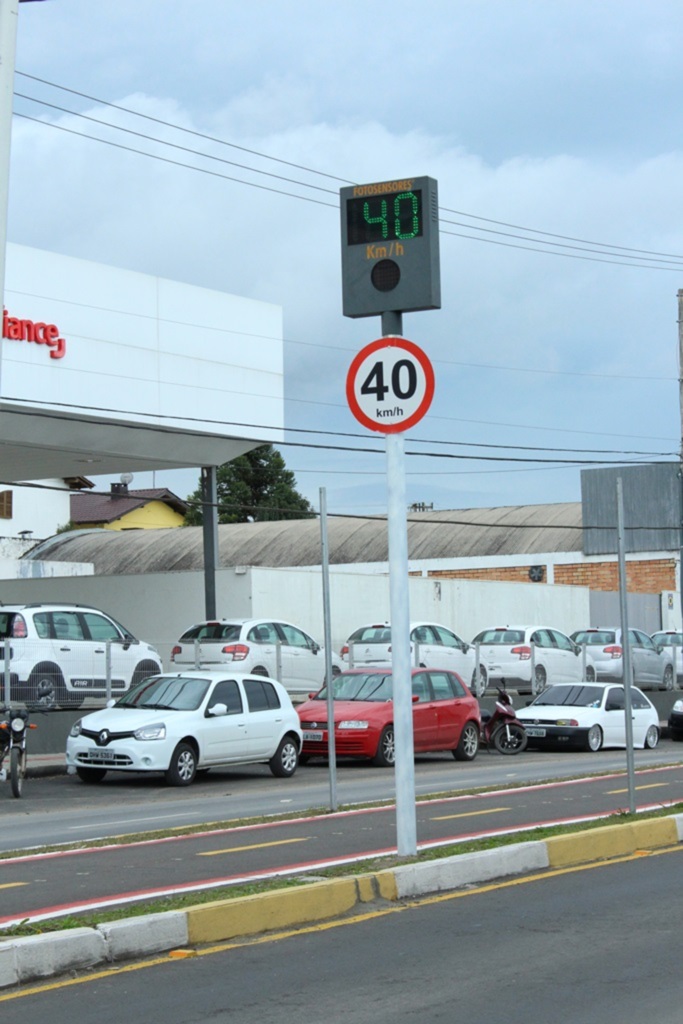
[1,745,683,927]
[4,845,683,1022]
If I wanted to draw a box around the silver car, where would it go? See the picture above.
[651,630,683,682]
[570,627,674,691]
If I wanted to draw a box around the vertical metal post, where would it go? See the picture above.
[0,0,19,394]
[319,487,337,811]
[3,639,10,705]
[382,308,417,857]
[617,477,636,813]
[105,639,112,702]
[201,466,219,619]
[678,290,683,630]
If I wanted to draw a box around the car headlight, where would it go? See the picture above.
[673,700,683,714]
[339,720,369,730]
[134,723,166,741]
[69,720,82,737]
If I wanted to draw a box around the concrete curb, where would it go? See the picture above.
[2,813,683,990]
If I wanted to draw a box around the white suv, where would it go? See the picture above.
[0,603,161,708]
[170,618,343,694]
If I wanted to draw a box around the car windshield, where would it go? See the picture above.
[347,626,391,644]
[180,623,241,642]
[116,675,211,710]
[530,684,605,708]
[472,629,525,645]
[315,672,393,702]
[571,631,616,645]
[653,633,683,645]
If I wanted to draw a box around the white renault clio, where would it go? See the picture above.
[66,670,302,786]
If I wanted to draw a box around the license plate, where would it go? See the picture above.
[303,730,324,742]
[93,747,116,760]
[525,727,546,737]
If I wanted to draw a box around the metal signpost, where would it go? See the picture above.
[340,176,440,856]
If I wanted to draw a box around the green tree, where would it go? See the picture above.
[184,445,314,525]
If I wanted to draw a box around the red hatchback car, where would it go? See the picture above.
[296,668,481,767]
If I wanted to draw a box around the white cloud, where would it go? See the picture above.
[8,1,683,513]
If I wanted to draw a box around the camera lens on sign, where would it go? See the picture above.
[371,259,401,292]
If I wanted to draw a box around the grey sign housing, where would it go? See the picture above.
[340,176,441,318]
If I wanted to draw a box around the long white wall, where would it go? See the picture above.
[0,565,591,668]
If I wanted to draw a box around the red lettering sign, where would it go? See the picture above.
[2,308,66,359]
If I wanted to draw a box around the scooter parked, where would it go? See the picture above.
[480,687,528,754]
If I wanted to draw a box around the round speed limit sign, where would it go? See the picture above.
[346,336,435,434]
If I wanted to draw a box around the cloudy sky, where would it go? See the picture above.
[8,0,683,515]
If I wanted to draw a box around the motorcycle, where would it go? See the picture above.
[480,687,528,754]
[0,707,37,797]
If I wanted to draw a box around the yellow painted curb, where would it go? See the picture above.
[186,872,394,944]
[545,817,678,868]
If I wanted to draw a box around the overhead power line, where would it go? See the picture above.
[14,73,683,272]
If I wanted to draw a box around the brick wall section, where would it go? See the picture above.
[428,559,677,593]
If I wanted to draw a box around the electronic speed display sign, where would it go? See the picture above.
[340,176,441,318]
[346,336,435,434]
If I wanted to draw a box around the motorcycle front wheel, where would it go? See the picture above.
[492,723,527,755]
[10,746,24,798]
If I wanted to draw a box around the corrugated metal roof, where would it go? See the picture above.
[26,503,583,574]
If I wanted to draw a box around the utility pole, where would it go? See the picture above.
[678,290,683,629]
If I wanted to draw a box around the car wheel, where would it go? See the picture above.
[471,665,487,698]
[28,664,67,708]
[252,666,269,677]
[372,726,395,767]
[269,735,299,777]
[585,724,603,752]
[644,725,659,749]
[585,665,596,682]
[661,665,675,691]
[132,660,162,687]
[76,767,108,784]
[533,665,546,695]
[165,742,198,786]
[454,721,479,761]
[670,730,683,742]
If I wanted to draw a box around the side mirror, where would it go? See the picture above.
[311,643,320,655]
[461,642,470,653]
[207,702,228,717]
[412,694,420,703]
[605,701,620,712]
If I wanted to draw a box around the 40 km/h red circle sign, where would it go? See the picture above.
[346,336,435,434]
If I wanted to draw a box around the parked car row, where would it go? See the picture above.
[1,601,680,709]
[341,620,681,695]
[65,666,663,788]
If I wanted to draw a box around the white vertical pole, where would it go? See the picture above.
[0,0,18,390]
[386,430,416,854]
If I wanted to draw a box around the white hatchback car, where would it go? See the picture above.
[66,670,303,786]
[340,621,477,688]
[517,682,660,751]
[0,603,161,708]
[170,618,342,694]
[471,625,583,694]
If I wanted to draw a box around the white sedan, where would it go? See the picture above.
[516,682,660,751]
[66,670,303,786]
